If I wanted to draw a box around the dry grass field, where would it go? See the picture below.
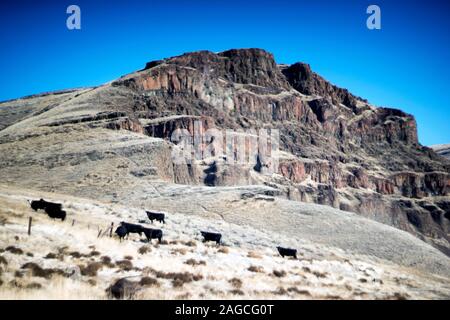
[0,185,449,300]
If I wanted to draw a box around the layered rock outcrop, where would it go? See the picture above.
[113,49,450,252]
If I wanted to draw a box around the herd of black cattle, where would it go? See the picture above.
[28,198,298,259]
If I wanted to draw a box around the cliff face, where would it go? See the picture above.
[0,48,449,253]
[111,49,449,250]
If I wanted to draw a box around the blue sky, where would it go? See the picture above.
[0,0,448,145]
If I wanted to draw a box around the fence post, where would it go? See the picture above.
[72,219,75,226]
[28,217,32,236]
[97,229,103,238]
[110,222,114,238]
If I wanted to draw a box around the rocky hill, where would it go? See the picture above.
[0,48,448,254]
[0,49,450,272]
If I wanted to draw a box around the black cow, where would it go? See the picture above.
[29,199,47,211]
[44,206,66,221]
[115,226,128,241]
[200,231,222,245]
[276,246,297,259]
[142,227,163,243]
[29,199,62,212]
[146,211,165,224]
[119,222,144,237]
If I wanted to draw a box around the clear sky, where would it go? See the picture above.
[0,0,448,145]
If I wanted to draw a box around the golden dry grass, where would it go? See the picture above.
[0,276,105,300]
[0,187,449,300]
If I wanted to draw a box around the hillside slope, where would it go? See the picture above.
[0,185,449,299]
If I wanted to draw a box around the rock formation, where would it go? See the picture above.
[0,48,448,254]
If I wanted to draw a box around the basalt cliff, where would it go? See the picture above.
[0,48,449,254]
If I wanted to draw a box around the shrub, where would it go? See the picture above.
[44,253,58,259]
[0,217,7,225]
[172,279,184,287]
[193,274,203,281]
[229,289,244,296]
[0,256,7,265]
[217,247,229,254]
[89,251,101,257]
[153,270,203,287]
[51,269,67,277]
[171,248,187,255]
[69,251,82,258]
[14,270,24,278]
[5,246,23,255]
[21,262,66,279]
[312,271,327,278]
[247,251,262,259]
[116,260,133,271]
[101,255,112,264]
[273,270,287,278]
[80,262,103,277]
[176,293,191,299]
[184,259,206,266]
[183,240,197,247]
[272,287,288,295]
[9,280,22,288]
[247,265,264,273]
[229,278,242,288]
[124,255,133,261]
[140,276,159,287]
[22,262,52,279]
[100,256,115,268]
[26,253,34,257]
[138,246,151,255]
[26,282,42,289]
[87,279,97,286]
[391,292,409,300]
[142,266,157,275]
[287,287,310,295]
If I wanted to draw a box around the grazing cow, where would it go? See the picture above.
[29,199,62,212]
[44,206,66,221]
[276,246,297,259]
[200,231,222,245]
[29,199,47,211]
[119,222,144,237]
[145,211,165,224]
[142,227,163,243]
[115,226,128,241]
